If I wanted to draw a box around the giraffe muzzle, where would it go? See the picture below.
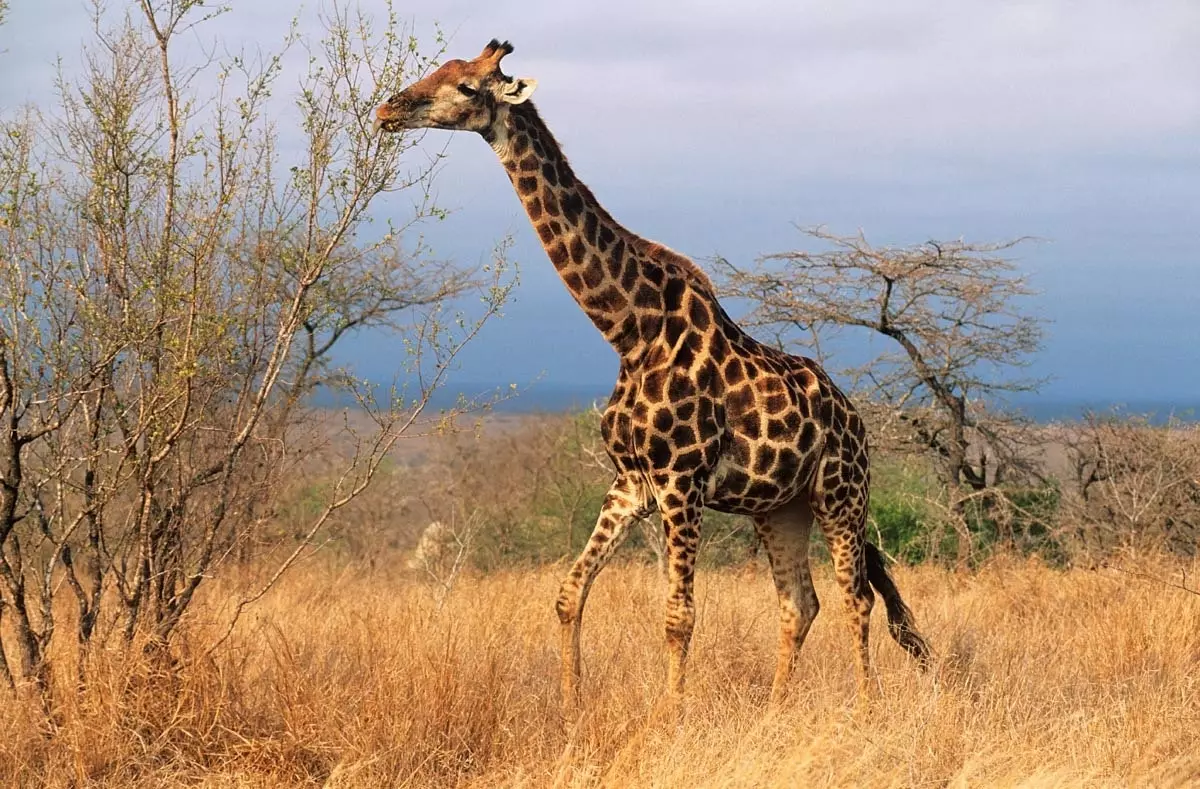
[373,96,431,133]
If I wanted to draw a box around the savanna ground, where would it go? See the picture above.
[3,412,1199,788]
[3,555,1198,787]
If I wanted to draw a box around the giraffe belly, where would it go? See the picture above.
[704,439,815,515]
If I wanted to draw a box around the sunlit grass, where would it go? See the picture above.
[3,555,1198,787]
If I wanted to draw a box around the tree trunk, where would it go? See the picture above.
[0,598,14,691]
[947,431,973,567]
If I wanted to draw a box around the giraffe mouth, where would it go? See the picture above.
[372,117,403,134]
[373,97,431,134]
[373,108,409,134]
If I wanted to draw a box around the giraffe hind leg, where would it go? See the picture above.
[814,475,931,698]
[812,473,875,699]
[753,501,819,704]
[824,521,874,699]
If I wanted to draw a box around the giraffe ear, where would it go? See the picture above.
[500,78,537,105]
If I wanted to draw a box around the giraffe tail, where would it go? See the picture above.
[864,542,932,668]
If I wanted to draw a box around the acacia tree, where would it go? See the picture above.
[0,0,512,697]
[717,228,1046,558]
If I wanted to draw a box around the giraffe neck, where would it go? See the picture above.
[492,103,649,356]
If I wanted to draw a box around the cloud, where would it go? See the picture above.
[6,0,1196,171]
[1,0,1197,396]
[430,0,1200,162]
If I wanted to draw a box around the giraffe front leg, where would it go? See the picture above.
[659,490,702,710]
[555,475,649,714]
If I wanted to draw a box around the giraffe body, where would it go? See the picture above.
[375,40,930,710]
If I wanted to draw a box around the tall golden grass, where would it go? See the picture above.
[3,556,1198,787]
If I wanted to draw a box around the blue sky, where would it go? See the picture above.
[3,1,1198,403]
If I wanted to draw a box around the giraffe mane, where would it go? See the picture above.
[634,239,717,294]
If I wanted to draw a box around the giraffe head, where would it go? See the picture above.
[374,39,537,138]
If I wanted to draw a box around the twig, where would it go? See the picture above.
[1105,564,1199,597]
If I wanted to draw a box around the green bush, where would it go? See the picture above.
[961,481,1065,564]
[866,459,940,562]
[289,410,1080,572]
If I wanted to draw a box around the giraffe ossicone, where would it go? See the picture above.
[375,39,931,711]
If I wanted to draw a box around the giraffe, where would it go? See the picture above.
[374,40,931,710]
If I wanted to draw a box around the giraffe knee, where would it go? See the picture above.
[777,592,818,653]
[799,591,820,629]
[665,619,693,649]
[664,601,695,648]
[845,586,873,615]
[556,579,582,625]
[859,583,875,613]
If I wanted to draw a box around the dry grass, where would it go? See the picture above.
[3,556,1199,788]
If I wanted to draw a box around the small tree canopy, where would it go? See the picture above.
[717,228,1049,559]
[0,0,513,698]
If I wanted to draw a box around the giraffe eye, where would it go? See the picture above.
[457,84,477,97]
